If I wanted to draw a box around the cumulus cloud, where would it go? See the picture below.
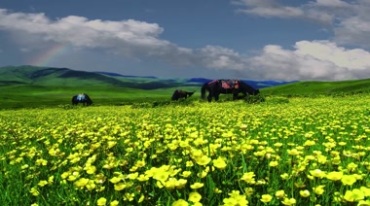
[1,8,370,81]
[0,9,170,55]
[248,40,370,81]
[232,0,370,48]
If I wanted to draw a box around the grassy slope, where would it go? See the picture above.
[262,79,370,96]
[1,66,370,109]
[0,84,201,109]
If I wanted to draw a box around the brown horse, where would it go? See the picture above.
[171,90,195,101]
[201,79,259,102]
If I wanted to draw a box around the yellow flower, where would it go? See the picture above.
[223,190,248,206]
[358,200,370,206]
[281,197,296,205]
[74,178,90,188]
[110,200,119,206]
[190,182,204,190]
[188,191,202,203]
[299,190,310,198]
[97,197,107,206]
[260,194,272,203]
[275,190,286,199]
[313,185,325,195]
[48,176,54,185]
[213,157,227,169]
[360,186,370,197]
[38,180,48,187]
[138,194,145,203]
[175,179,187,189]
[326,171,343,181]
[244,187,254,196]
[172,199,188,206]
[287,149,300,156]
[85,165,97,174]
[127,172,139,180]
[240,172,256,184]
[269,161,278,167]
[30,186,39,196]
[341,175,357,186]
[114,182,127,191]
[214,188,222,194]
[280,173,289,180]
[309,169,326,178]
[194,155,211,166]
[181,171,192,178]
[343,189,364,202]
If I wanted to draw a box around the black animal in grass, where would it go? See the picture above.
[72,93,93,106]
[201,79,259,102]
[171,90,195,101]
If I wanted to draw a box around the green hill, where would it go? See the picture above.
[262,79,370,96]
[1,65,370,109]
[0,66,199,109]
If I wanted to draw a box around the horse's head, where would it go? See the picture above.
[254,89,260,95]
[188,91,195,97]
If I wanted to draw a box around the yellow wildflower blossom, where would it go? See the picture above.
[223,190,248,206]
[343,189,364,202]
[313,185,325,195]
[260,194,272,203]
[97,197,107,206]
[326,171,343,181]
[341,175,357,186]
[240,172,256,184]
[299,190,310,198]
[188,191,202,203]
[190,182,204,190]
[281,197,296,205]
[213,156,227,169]
[172,199,188,206]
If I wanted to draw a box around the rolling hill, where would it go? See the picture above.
[1,65,370,109]
[0,65,185,89]
[262,78,370,96]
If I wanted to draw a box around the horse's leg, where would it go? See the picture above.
[233,92,238,100]
[207,92,212,102]
[215,93,220,101]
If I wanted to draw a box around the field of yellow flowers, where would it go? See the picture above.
[1,96,370,206]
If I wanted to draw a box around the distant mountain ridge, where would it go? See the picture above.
[0,65,288,89]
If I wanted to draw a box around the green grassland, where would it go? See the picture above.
[1,65,370,109]
[262,79,370,97]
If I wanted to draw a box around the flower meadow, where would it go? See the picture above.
[1,96,370,206]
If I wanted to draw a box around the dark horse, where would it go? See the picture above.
[201,79,259,102]
[72,93,93,106]
[171,90,195,101]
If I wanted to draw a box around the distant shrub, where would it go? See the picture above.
[244,94,265,104]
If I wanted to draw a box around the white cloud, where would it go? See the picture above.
[314,0,350,7]
[233,0,305,18]
[248,40,370,81]
[0,9,169,54]
[1,8,370,81]
[231,0,370,48]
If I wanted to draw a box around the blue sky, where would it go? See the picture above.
[1,0,370,81]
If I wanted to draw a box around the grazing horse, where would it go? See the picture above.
[171,90,195,101]
[201,79,259,102]
[72,93,93,106]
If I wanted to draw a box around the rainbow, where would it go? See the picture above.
[28,44,69,66]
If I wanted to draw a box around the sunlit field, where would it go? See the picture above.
[1,96,370,206]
